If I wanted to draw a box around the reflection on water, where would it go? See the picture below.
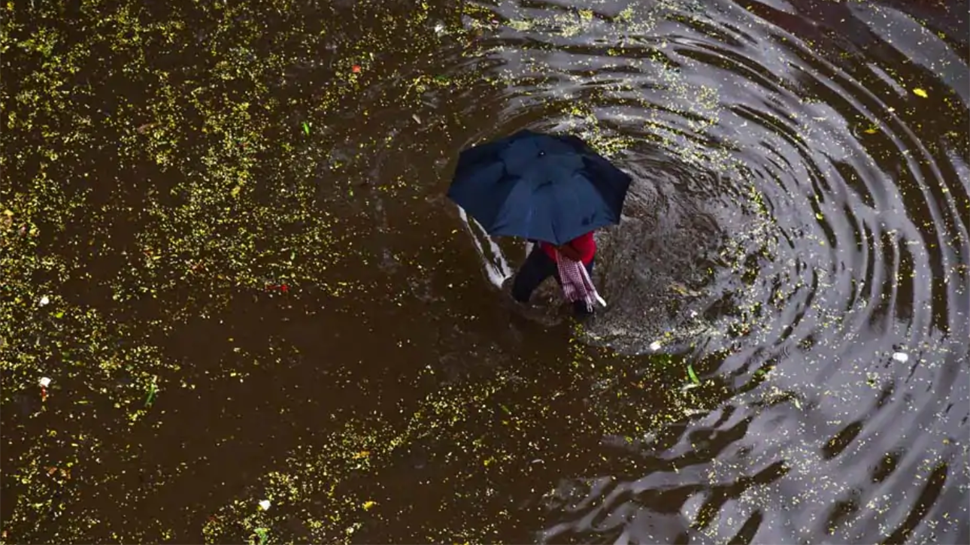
[1,0,967,543]
[458,206,515,288]
[445,0,970,542]
[473,0,968,543]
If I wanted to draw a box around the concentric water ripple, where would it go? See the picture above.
[460,0,968,542]
[7,0,962,542]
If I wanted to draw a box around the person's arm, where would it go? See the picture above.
[563,232,596,262]
[556,242,584,261]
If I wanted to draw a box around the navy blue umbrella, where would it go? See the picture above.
[447,130,632,245]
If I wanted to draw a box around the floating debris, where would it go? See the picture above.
[3,1,967,544]
[892,352,910,363]
[687,364,700,384]
[39,376,50,402]
[144,375,159,408]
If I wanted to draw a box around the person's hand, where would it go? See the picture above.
[557,243,583,262]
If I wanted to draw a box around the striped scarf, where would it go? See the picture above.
[554,250,606,312]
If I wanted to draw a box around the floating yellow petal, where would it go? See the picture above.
[913,88,928,98]
[362,501,377,510]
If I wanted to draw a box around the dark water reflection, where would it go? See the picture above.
[1,0,967,543]
[464,1,969,542]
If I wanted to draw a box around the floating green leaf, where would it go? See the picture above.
[687,364,700,385]
[144,375,159,408]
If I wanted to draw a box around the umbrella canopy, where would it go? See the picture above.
[447,130,632,245]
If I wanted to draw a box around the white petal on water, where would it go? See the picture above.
[39,377,51,388]
[649,341,661,351]
[258,499,271,510]
[892,352,909,363]
[39,296,49,306]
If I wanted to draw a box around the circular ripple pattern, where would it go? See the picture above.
[461,0,969,543]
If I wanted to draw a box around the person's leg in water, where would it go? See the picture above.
[511,246,558,304]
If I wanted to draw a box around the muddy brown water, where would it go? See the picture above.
[1,0,968,543]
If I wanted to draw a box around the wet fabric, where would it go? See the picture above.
[553,249,604,313]
[447,130,632,245]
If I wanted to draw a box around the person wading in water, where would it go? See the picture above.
[511,230,602,317]
[446,130,629,319]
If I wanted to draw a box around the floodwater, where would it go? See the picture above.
[1,0,968,544]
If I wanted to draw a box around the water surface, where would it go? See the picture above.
[1,0,967,543]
